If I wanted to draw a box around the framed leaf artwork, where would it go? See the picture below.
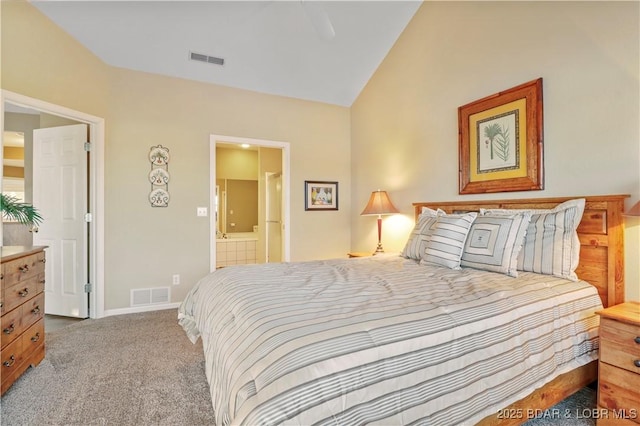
[458,78,544,194]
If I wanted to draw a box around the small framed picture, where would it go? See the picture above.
[304,181,338,211]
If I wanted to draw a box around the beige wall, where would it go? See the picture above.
[216,147,259,180]
[1,2,109,117]
[2,1,352,311]
[351,1,640,301]
[3,1,638,309]
[105,68,351,308]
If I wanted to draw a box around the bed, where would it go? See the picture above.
[178,194,628,426]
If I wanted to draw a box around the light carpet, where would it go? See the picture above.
[0,309,595,425]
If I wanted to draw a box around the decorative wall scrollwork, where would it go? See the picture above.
[149,145,170,207]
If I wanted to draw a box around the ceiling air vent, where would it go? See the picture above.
[190,51,224,66]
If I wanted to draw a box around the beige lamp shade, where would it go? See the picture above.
[625,201,640,216]
[361,190,399,216]
[361,190,399,254]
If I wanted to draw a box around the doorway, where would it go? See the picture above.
[1,90,105,319]
[209,134,290,272]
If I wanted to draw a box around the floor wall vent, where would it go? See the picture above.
[131,287,171,307]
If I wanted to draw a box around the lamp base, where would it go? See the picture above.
[373,243,385,255]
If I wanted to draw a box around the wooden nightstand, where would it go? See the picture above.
[347,252,373,258]
[595,302,640,425]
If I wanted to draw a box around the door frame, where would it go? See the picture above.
[209,134,290,272]
[1,90,105,319]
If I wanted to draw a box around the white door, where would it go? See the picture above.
[265,172,282,263]
[33,124,89,318]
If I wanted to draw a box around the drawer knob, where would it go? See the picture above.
[3,324,15,335]
[3,355,15,368]
[18,264,29,273]
[635,336,640,344]
[635,360,640,368]
[31,332,41,343]
[31,306,41,315]
[18,288,29,297]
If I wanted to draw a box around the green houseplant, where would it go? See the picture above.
[0,193,43,228]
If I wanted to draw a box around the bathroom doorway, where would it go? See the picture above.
[209,135,290,272]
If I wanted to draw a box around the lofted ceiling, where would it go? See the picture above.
[31,1,422,107]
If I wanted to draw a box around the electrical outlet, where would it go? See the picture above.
[172,274,180,286]
[197,207,208,217]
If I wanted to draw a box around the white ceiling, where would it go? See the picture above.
[31,1,422,107]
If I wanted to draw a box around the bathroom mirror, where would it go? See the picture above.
[2,130,26,222]
[224,179,258,233]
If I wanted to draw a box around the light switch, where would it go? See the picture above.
[197,207,208,217]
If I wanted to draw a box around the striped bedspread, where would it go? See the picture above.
[178,255,602,426]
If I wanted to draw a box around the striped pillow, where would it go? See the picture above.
[401,207,443,260]
[481,198,585,281]
[460,213,531,277]
[421,212,477,269]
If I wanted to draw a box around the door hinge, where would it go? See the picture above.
[85,213,93,222]
[84,142,92,152]
[84,282,93,293]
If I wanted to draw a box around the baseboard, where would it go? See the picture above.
[103,302,181,317]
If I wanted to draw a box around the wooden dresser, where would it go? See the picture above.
[1,246,47,395]
[596,302,640,425]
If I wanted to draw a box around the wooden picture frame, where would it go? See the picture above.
[304,181,338,211]
[458,78,544,194]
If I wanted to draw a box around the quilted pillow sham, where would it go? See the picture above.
[401,207,443,260]
[481,198,585,281]
[460,213,531,277]
[421,212,477,270]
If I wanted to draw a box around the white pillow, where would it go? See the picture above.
[401,207,443,260]
[460,213,531,277]
[481,198,585,281]
[421,212,477,270]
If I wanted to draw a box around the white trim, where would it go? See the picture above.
[1,90,105,319]
[209,134,291,272]
[103,302,181,318]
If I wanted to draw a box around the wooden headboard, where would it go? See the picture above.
[413,194,629,308]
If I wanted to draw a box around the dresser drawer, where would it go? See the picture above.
[0,246,47,396]
[22,319,44,355]
[1,307,24,350]
[23,293,45,330]
[2,251,46,287]
[3,275,44,313]
[1,336,24,381]
[0,261,5,316]
[600,318,640,374]
[598,362,640,415]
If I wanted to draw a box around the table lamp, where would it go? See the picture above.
[624,201,640,217]
[361,190,399,254]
